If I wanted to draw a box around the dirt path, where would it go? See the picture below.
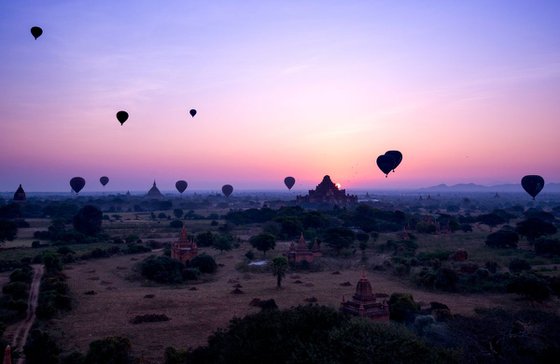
[9,264,44,364]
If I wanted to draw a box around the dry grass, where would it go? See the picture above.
[46,244,538,363]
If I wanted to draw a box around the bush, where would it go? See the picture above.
[85,336,133,364]
[509,258,531,273]
[388,293,420,323]
[507,274,550,301]
[72,205,103,236]
[534,238,560,256]
[130,313,170,324]
[189,254,217,274]
[485,229,519,248]
[169,220,183,228]
[141,255,185,284]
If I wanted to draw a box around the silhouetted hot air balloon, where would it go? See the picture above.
[176,180,188,194]
[222,184,233,197]
[189,109,197,117]
[99,176,109,186]
[521,175,545,200]
[30,26,43,40]
[284,176,295,190]
[70,177,86,194]
[376,155,395,177]
[116,111,128,125]
[385,150,403,172]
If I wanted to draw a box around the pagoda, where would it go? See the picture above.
[146,180,164,198]
[171,227,198,263]
[13,184,26,202]
[285,233,321,264]
[340,273,389,321]
[297,175,357,207]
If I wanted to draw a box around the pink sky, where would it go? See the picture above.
[1,1,559,192]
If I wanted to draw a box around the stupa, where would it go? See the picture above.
[146,180,164,198]
[297,175,357,207]
[13,184,26,202]
[285,233,321,264]
[171,227,198,263]
[340,273,389,321]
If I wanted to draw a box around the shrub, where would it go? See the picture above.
[130,313,170,324]
[140,255,184,284]
[72,205,103,236]
[388,293,420,323]
[507,274,551,301]
[509,258,531,273]
[169,220,183,228]
[534,238,560,256]
[189,254,217,274]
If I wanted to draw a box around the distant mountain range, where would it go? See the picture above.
[417,182,560,193]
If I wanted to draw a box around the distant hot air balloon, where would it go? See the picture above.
[376,155,395,177]
[176,180,188,194]
[116,111,128,125]
[222,184,233,197]
[521,175,545,200]
[70,177,86,194]
[189,109,197,117]
[30,26,43,39]
[284,176,295,190]
[385,150,403,172]
[99,176,109,186]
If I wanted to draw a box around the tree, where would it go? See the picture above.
[478,212,506,230]
[213,233,233,253]
[0,219,17,242]
[388,293,420,323]
[507,274,550,302]
[73,205,103,236]
[516,218,557,242]
[534,238,560,256]
[189,254,217,274]
[173,208,184,219]
[324,227,355,254]
[85,336,133,364]
[272,256,288,288]
[509,258,531,273]
[196,231,215,247]
[24,329,60,364]
[485,229,519,248]
[250,233,276,257]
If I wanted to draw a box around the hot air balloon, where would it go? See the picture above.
[100,176,109,186]
[189,109,197,117]
[222,184,233,197]
[70,177,86,194]
[30,26,43,39]
[376,155,395,177]
[176,180,188,194]
[521,175,545,200]
[385,150,403,172]
[116,111,128,125]
[284,176,295,190]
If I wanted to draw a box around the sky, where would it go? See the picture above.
[1,0,559,192]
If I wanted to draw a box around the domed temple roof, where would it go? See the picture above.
[147,180,163,198]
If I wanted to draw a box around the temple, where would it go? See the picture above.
[285,233,321,264]
[340,273,389,321]
[13,184,26,202]
[146,180,164,198]
[171,227,198,263]
[297,175,357,207]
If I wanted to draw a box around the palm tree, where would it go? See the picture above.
[272,256,288,288]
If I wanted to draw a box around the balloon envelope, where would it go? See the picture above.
[116,111,128,125]
[70,177,86,194]
[31,26,43,39]
[175,180,188,194]
[284,176,295,190]
[521,175,545,200]
[384,150,403,171]
[189,109,197,117]
[99,176,109,186]
[222,184,233,197]
[376,155,395,176]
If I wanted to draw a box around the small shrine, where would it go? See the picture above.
[171,227,198,263]
[340,273,389,321]
[297,175,357,207]
[13,184,26,202]
[146,180,164,198]
[285,233,321,264]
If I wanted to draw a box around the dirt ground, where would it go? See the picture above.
[45,244,547,364]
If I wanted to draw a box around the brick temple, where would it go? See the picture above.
[297,175,357,207]
[146,180,164,198]
[340,273,389,321]
[285,233,321,264]
[171,227,198,263]
[13,184,26,202]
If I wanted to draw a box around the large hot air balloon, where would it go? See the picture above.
[521,175,545,200]
[376,155,395,177]
[385,150,403,172]
[284,176,295,190]
[176,180,188,194]
[70,177,86,194]
[100,176,109,186]
[31,26,43,39]
[189,109,197,117]
[222,184,233,197]
[116,111,128,125]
